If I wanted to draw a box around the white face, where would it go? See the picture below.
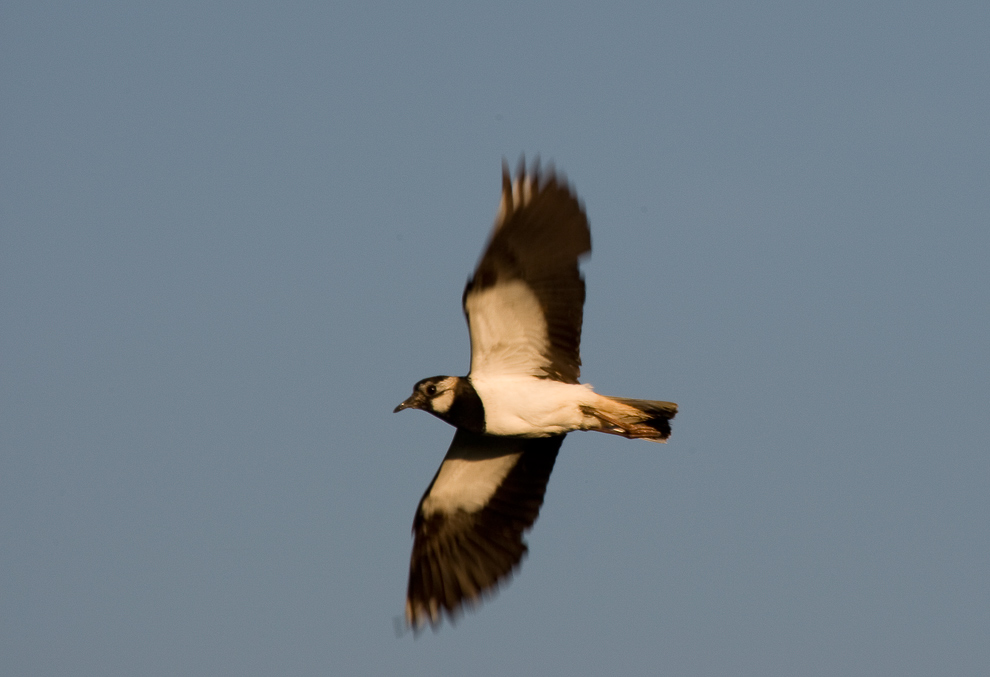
[428,377,459,414]
[430,389,455,413]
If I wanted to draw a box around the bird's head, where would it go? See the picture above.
[394,376,460,416]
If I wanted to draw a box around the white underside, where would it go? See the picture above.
[421,452,520,516]
[470,374,606,437]
[465,280,550,377]
[420,430,543,516]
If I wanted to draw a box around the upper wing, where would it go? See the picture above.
[405,428,564,630]
[463,160,591,383]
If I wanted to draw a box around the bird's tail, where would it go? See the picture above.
[582,396,678,442]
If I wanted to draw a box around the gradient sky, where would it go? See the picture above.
[3,1,989,675]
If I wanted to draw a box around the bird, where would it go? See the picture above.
[394,158,677,631]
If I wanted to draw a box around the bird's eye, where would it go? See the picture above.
[426,384,437,396]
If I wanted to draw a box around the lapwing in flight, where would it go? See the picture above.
[395,159,677,630]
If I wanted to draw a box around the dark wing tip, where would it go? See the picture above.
[500,155,552,220]
[501,158,512,214]
[405,507,531,631]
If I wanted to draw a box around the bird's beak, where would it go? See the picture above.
[393,394,422,413]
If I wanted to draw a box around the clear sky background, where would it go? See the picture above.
[3,2,988,675]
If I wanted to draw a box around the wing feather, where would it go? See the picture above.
[405,429,563,630]
[463,161,591,383]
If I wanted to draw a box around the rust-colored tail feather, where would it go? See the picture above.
[584,397,678,442]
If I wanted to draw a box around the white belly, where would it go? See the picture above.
[469,375,599,437]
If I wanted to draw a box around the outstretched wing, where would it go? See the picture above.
[463,160,591,383]
[405,428,564,630]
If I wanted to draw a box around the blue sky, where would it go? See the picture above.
[3,1,989,675]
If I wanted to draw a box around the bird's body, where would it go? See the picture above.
[395,159,677,630]
[469,374,597,437]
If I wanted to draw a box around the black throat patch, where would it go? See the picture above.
[444,378,485,434]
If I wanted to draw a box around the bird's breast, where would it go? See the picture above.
[469,375,595,437]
